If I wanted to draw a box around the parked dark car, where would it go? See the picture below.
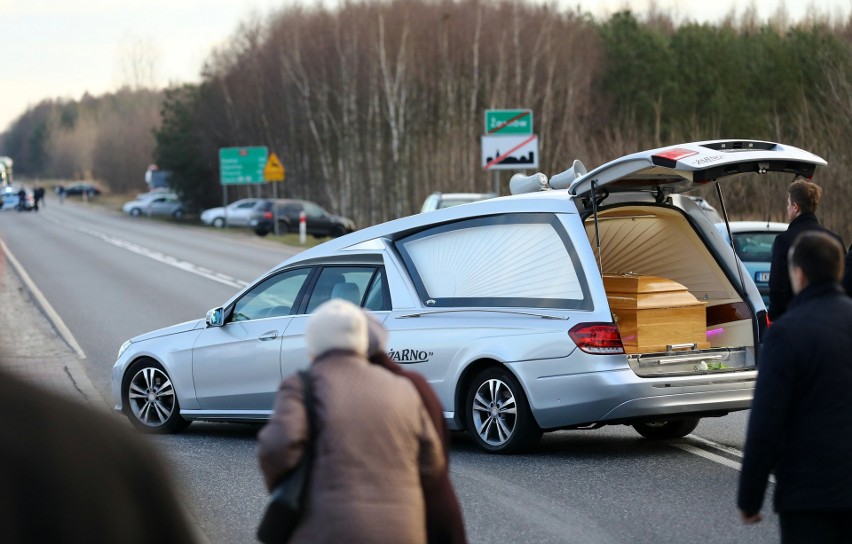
[64,183,101,197]
[249,199,356,238]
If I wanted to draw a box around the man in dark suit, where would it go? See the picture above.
[738,231,852,542]
[768,179,843,321]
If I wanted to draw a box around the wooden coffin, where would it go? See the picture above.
[603,274,709,354]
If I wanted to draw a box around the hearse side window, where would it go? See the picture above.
[396,213,591,309]
[304,266,379,313]
[231,268,311,322]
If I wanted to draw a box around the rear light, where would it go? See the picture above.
[569,322,625,355]
[262,211,273,220]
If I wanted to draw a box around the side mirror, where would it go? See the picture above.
[206,307,225,327]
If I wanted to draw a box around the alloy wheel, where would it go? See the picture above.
[127,366,176,428]
[471,378,518,447]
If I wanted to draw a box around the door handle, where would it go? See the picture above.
[258,331,279,342]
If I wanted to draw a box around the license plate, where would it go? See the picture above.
[756,271,770,283]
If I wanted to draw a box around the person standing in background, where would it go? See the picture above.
[33,186,45,211]
[767,179,843,321]
[738,231,852,542]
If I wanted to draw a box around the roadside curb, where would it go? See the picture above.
[0,238,103,407]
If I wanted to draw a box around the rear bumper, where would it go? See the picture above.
[509,360,755,429]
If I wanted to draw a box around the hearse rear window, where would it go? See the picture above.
[396,213,591,309]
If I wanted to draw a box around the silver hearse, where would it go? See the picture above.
[113,140,822,453]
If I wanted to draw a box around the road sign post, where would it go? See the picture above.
[482,110,538,194]
[219,147,268,185]
[485,109,533,135]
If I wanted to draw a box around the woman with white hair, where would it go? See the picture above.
[257,299,445,544]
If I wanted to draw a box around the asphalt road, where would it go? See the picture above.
[0,197,779,543]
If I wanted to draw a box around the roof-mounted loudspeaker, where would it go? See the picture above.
[548,160,588,190]
[509,172,549,195]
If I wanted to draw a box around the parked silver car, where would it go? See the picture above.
[200,198,260,228]
[122,192,185,219]
[113,140,822,452]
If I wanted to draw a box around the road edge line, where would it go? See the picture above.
[0,238,87,359]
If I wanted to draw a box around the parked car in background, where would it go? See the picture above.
[715,221,787,308]
[122,192,185,219]
[249,199,355,238]
[64,183,101,197]
[113,139,819,453]
[420,191,497,213]
[200,198,260,228]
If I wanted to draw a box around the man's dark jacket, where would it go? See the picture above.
[844,244,852,297]
[738,282,852,515]
[768,213,842,321]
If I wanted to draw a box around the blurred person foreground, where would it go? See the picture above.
[0,249,200,543]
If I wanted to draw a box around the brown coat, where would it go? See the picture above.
[370,353,468,544]
[258,350,445,544]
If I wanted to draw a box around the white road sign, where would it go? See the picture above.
[481,134,539,170]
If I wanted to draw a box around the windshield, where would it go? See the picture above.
[732,232,779,262]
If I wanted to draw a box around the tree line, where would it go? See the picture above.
[2,0,851,240]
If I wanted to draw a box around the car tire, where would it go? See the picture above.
[632,417,700,439]
[212,217,225,228]
[130,208,142,217]
[331,225,346,238]
[121,358,190,434]
[255,229,269,237]
[465,367,541,453]
[173,209,185,220]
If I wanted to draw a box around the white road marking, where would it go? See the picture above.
[43,216,249,290]
[675,437,775,484]
[0,238,87,359]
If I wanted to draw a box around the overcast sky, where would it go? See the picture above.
[1,0,850,133]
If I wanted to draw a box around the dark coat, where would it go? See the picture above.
[844,244,852,297]
[768,213,843,321]
[0,368,199,543]
[738,282,852,515]
[370,353,468,544]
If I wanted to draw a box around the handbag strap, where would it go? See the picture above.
[297,370,317,473]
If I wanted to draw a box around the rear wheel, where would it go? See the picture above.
[122,359,189,433]
[466,367,541,453]
[632,417,700,439]
[172,209,185,220]
[255,229,269,237]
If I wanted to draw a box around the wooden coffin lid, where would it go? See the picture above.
[602,273,705,310]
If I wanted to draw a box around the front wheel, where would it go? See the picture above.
[466,367,541,453]
[129,208,142,217]
[632,417,700,439]
[212,217,225,228]
[122,359,189,433]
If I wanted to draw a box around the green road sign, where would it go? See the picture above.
[485,109,533,135]
[219,147,268,185]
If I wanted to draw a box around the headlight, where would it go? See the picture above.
[117,339,132,359]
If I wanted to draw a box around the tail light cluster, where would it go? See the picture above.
[262,211,273,220]
[568,323,625,355]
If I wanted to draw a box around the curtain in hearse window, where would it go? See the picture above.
[396,214,590,309]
